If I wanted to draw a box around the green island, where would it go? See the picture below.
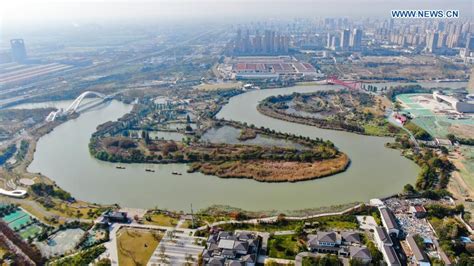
[258,89,402,137]
[89,118,349,182]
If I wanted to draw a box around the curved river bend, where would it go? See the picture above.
[28,85,419,212]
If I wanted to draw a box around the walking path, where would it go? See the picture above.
[196,204,363,231]
[147,217,204,265]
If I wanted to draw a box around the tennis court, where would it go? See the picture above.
[2,209,27,223]
[8,215,32,230]
[19,224,43,239]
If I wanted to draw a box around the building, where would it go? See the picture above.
[103,211,129,223]
[433,91,474,113]
[202,231,259,265]
[10,39,27,63]
[374,227,393,250]
[465,34,474,56]
[382,245,402,266]
[409,205,427,219]
[379,206,400,237]
[426,31,439,53]
[341,231,361,245]
[341,29,351,50]
[307,231,342,254]
[349,246,372,264]
[406,235,431,266]
[231,56,320,80]
[351,29,363,50]
[234,29,290,55]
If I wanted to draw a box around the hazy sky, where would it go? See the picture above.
[2,0,473,27]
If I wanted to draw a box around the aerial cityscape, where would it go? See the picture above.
[0,0,473,265]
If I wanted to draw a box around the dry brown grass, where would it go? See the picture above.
[195,153,349,182]
[117,228,162,266]
[448,124,474,139]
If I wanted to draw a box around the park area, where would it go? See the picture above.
[116,227,163,265]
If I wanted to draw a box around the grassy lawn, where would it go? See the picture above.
[363,123,395,137]
[117,228,162,266]
[15,198,102,226]
[217,215,359,233]
[268,235,304,260]
[178,219,207,229]
[143,213,179,227]
[218,221,301,233]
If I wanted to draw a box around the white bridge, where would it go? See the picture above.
[46,91,109,122]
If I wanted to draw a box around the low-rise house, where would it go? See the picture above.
[103,211,129,223]
[307,231,342,253]
[379,206,400,237]
[382,245,401,266]
[342,231,361,245]
[349,246,372,264]
[202,231,260,266]
[374,227,393,250]
[406,235,430,266]
[409,205,427,219]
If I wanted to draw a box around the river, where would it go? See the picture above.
[26,84,423,212]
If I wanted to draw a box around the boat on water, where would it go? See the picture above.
[172,171,182,175]
[116,165,126,169]
[145,168,155,172]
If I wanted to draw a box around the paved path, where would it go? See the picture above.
[147,217,204,265]
[147,232,204,265]
[196,204,363,231]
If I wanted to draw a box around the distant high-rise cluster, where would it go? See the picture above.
[326,28,363,51]
[234,29,290,55]
[374,20,473,51]
[10,39,27,63]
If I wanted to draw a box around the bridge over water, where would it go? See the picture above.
[46,91,114,121]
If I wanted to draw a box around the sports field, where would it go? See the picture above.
[19,224,43,239]
[9,215,32,230]
[2,210,28,223]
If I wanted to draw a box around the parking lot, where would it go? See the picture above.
[147,231,204,265]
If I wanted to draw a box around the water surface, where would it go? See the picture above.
[28,85,421,211]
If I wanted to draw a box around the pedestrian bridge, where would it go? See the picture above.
[46,91,109,122]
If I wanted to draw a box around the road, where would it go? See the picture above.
[387,110,419,149]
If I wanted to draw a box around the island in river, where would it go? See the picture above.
[258,89,401,137]
[89,119,350,182]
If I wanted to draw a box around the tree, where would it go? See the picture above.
[184,254,195,266]
[393,101,402,112]
[350,258,365,266]
[403,184,416,195]
[159,245,168,264]
[440,146,449,155]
